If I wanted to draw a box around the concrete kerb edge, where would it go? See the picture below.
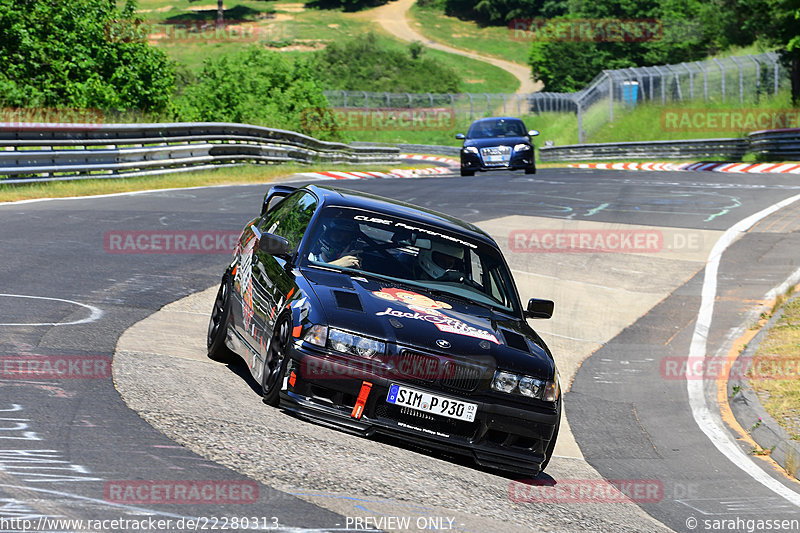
[727,295,800,481]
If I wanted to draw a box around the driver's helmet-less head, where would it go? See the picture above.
[319,219,357,260]
[418,241,465,280]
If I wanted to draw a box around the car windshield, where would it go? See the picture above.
[467,119,527,139]
[303,207,520,314]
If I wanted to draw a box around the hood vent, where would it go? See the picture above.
[333,290,363,312]
[501,329,530,353]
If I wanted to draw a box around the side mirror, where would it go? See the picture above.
[261,185,297,216]
[528,130,540,137]
[258,233,291,259]
[524,298,553,319]
[455,133,466,140]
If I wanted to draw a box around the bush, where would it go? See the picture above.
[175,47,340,140]
[313,33,462,93]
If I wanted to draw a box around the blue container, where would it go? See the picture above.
[622,81,639,107]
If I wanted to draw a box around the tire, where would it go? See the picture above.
[261,316,291,406]
[207,273,236,363]
[460,169,475,177]
[524,165,536,175]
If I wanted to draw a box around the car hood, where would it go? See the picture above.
[302,268,554,378]
[464,136,530,149]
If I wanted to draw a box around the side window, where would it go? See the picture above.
[259,192,317,252]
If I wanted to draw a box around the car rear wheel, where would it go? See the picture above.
[207,274,236,363]
[460,169,475,176]
[262,316,291,406]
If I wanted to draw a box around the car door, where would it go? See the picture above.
[246,190,318,376]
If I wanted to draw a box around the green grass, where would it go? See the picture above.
[518,90,797,147]
[748,293,800,448]
[0,162,424,202]
[409,3,530,67]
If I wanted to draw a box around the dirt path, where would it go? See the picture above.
[363,0,542,95]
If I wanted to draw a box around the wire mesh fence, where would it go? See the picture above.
[324,52,787,143]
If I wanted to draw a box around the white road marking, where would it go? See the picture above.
[0,294,103,326]
[687,192,800,508]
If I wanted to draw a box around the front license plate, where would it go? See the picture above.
[387,384,477,422]
[485,155,507,162]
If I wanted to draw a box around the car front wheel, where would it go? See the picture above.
[460,169,475,176]
[262,316,291,406]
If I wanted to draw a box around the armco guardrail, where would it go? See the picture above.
[350,142,460,157]
[539,129,800,162]
[748,128,800,160]
[0,122,400,183]
[538,138,749,162]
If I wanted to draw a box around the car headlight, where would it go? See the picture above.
[514,144,531,152]
[463,146,479,154]
[328,328,385,359]
[492,370,558,402]
[491,371,519,393]
[518,376,544,398]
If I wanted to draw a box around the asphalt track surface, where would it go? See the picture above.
[2,168,800,532]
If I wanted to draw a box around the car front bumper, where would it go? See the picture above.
[460,149,534,172]
[279,343,560,475]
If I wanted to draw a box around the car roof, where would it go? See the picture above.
[470,117,525,125]
[302,184,498,248]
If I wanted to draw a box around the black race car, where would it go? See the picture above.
[207,184,561,475]
[456,117,539,177]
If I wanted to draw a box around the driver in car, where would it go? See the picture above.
[416,241,466,281]
[308,219,362,268]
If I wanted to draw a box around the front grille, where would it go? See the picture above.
[396,351,440,382]
[480,145,511,166]
[441,361,482,392]
[395,350,486,392]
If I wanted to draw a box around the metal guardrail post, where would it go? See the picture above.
[748,55,761,102]
[713,58,726,102]
[730,56,744,103]
[683,63,694,100]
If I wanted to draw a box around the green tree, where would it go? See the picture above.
[0,0,174,112]
[759,0,800,103]
[528,0,723,91]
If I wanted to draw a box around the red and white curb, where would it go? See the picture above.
[295,154,459,181]
[567,162,800,174]
[401,154,459,166]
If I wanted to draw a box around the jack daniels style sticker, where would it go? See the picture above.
[372,288,500,345]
